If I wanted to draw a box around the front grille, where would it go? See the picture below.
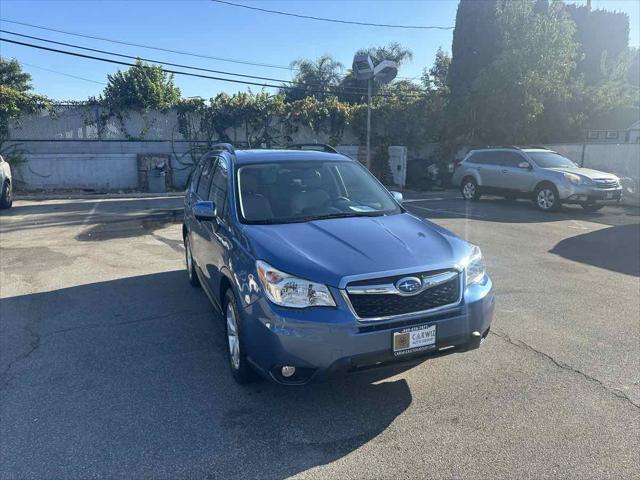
[594,179,619,189]
[346,271,461,319]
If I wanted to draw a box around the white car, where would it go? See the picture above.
[0,155,13,209]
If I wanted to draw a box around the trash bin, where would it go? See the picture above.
[148,168,166,193]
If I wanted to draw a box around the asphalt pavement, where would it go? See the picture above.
[1,192,638,479]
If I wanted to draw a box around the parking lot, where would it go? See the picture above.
[1,192,639,479]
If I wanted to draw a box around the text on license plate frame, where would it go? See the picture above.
[393,324,436,356]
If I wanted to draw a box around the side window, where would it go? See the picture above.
[496,151,524,167]
[209,157,229,220]
[469,152,495,165]
[196,158,214,198]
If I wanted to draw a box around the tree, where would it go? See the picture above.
[566,4,630,86]
[101,59,181,110]
[471,0,580,143]
[0,58,50,158]
[422,48,450,93]
[283,55,343,101]
[0,58,33,93]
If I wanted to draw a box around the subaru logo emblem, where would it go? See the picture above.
[395,277,422,295]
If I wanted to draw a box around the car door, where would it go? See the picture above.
[473,151,503,190]
[498,151,535,193]
[199,156,233,299]
[190,157,215,269]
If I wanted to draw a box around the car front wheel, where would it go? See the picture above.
[224,289,254,384]
[534,184,560,212]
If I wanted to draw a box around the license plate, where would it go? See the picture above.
[605,192,613,199]
[393,324,436,356]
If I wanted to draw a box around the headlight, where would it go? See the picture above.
[464,245,486,285]
[256,260,336,308]
[563,172,581,184]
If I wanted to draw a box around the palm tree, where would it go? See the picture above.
[283,55,344,101]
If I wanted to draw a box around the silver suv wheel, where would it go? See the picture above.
[536,187,556,211]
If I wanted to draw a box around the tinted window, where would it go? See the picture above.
[495,151,525,167]
[468,151,497,165]
[208,158,229,219]
[237,161,400,224]
[196,158,214,198]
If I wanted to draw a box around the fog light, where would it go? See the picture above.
[281,366,296,378]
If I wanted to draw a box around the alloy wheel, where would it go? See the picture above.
[537,188,555,210]
[463,182,476,200]
[226,303,240,370]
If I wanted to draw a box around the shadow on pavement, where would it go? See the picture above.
[0,270,412,479]
[549,223,640,277]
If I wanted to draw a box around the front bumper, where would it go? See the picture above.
[239,276,495,385]
[558,184,622,203]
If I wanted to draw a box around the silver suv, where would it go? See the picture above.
[451,147,622,212]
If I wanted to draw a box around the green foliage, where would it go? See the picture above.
[101,59,181,110]
[566,4,630,86]
[0,58,50,161]
[284,55,344,101]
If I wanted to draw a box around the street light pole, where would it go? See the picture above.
[366,78,372,170]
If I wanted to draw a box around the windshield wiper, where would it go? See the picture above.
[304,212,386,221]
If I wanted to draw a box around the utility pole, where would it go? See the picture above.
[352,54,397,172]
[366,78,372,170]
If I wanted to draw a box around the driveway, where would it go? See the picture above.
[1,194,638,479]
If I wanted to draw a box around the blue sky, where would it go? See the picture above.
[1,0,638,101]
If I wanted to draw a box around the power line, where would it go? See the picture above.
[0,17,420,82]
[0,29,373,95]
[211,0,454,30]
[0,37,425,99]
[0,17,293,71]
[20,61,106,85]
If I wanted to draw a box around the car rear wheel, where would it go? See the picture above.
[534,184,560,212]
[224,289,254,384]
[461,178,481,201]
[0,181,12,209]
[580,203,604,212]
[184,235,200,287]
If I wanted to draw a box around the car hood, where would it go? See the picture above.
[243,213,471,288]
[546,167,618,181]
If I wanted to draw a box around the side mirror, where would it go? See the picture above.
[518,162,532,170]
[390,191,403,203]
[193,201,216,221]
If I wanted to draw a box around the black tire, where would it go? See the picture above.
[461,177,481,201]
[534,183,561,212]
[580,203,604,212]
[0,181,12,209]
[223,289,255,384]
[184,234,200,287]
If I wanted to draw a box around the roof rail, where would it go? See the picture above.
[286,143,339,154]
[210,143,236,154]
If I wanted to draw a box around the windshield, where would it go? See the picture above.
[237,161,401,224]
[527,151,577,169]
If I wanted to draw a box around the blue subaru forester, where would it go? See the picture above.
[183,144,495,385]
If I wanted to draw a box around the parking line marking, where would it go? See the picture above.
[82,199,102,225]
